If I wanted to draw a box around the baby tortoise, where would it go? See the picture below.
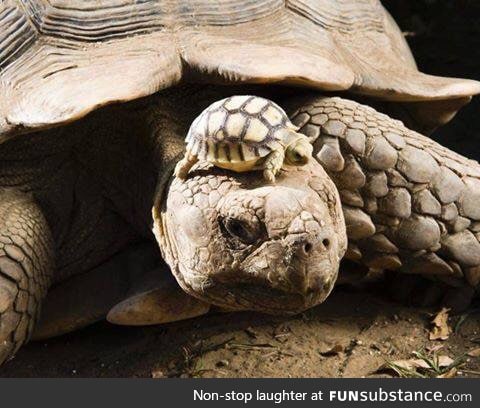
[174,96,313,182]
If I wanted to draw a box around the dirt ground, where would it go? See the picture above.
[1,286,479,378]
[1,1,480,378]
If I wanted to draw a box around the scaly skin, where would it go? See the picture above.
[289,96,480,296]
[1,88,479,366]
[0,88,347,364]
[0,190,54,363]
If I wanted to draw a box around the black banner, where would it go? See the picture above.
[0,379,476,408]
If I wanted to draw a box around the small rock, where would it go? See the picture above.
[365,253,402,270]
[245,327,258,338]
[364,196,378,214]
[216,360,230,367]
[345,243,362,261]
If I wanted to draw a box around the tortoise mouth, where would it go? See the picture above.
[188,277,335,315]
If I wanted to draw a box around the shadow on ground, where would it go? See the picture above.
[1,286,479,378]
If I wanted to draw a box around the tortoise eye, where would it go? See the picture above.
[293,152,303,162]
[219,217,259,246]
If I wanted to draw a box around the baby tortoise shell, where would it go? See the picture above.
[175,95,313,182]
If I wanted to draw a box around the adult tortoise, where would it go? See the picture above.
[1,0,480,366]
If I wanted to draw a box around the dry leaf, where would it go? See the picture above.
[467,347,480,357]
[436,355,454,367]
[426,344,444,353]
[429,308,451,341]
[437,368,457,378]
[389,359,430,370]
[379,354,455,377]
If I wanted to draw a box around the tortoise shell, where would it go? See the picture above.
[186,95,297,163]
[1,0,479,140]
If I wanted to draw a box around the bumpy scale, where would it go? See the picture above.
[174,96,313,182]
[290,96,480,294]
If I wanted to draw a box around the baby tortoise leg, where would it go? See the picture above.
[0,189,54,364]
[288,95,480,308]
[174,150,198,179]
[263,148,285,183]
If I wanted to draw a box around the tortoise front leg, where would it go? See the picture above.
[263,148,285,183]
[174,151,199,180]
[288,96,480,308]
[0,189,54,364]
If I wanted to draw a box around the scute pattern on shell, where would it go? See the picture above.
[1,0,479,138]
[186,96,293,163]
[290,96,480,289]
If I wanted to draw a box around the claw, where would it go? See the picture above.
[263,169,276,183]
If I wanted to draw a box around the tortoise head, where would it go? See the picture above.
[153,160,347,315]
[284,134,313,166]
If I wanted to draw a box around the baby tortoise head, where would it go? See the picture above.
[155,160,347,315]
[174,95,314,183]
[284,136,313,166]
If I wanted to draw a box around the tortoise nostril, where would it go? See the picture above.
[303,242,313,254]
[322,238,330,249]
